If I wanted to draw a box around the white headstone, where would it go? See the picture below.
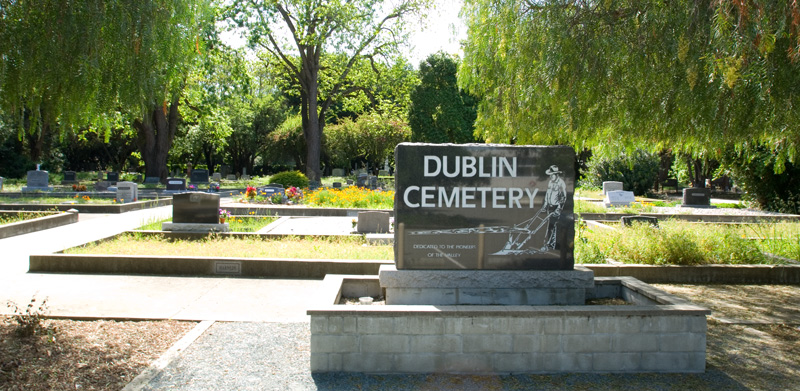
[116,181,138,203]
[602,181,624,195]
[604,190,636,207]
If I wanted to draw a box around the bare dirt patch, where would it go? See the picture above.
[654,284,800,324]
[0,318,195,391]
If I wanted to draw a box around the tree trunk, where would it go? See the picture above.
[300,58,322,183]
[133,99,180,183]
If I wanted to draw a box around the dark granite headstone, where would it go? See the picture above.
[94,181,111,191]
[356,173,368,187]
[368,176,378,189]
[259,185,285,198]
[394,143,576,270]
[172,193,220,224]
[107,172,120,182]
[190,169,210,184]
[26,170,49,188]
[144,176,161,185]
[682,187,711,207]
[221,164,231,177]
[166,178,187,191]
[62,171,78,183]
[621,216,659,228]
[332,182,342,189]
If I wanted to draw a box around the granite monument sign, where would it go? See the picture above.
[394,143,575,270]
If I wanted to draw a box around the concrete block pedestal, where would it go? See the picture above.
[379,265,594,305]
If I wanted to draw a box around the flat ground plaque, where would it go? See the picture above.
[394,143,575,270]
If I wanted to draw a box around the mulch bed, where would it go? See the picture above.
[0,319,195,391]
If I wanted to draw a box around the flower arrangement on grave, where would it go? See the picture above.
[188,184,197,191]
[245,186,257,199]
[210,183,220,191]
[286,186,302,203]
[219,208,229,223]
[71,184,87,192]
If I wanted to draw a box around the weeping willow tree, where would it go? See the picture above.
[0,0,213,180]
[459,0,800,167]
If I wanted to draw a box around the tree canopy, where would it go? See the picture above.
[409,52,477,144]
[230,0,430,182]
[460,0,800,166]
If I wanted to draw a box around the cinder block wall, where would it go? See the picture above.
[310,311,708,373]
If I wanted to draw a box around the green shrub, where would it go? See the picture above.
[723,146,800,213]
[584,150,659,195]
[269,170,309,188]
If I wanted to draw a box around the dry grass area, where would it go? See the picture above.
[659,284,800,390]
[0,319,195,391]
[63,233,393,260]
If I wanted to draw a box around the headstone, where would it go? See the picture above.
[332,182,342,189]
[394,143,576,270]
[241,174,251,181]
[94,181,111,191]
[356,173,368,187]
[226,174,237,181]
[621,215,659,228]
[106,172,120,183]
[602,181,623,195]
[346,179,354,185]
[258,185,285,199]
[682,187,711,207]
[378,170,390,177]
[368,175,378,189]
[171,192,220,224]
[331,168,345,177]
[62,171,78,184]
[166,178,187,191]
[357,211,391,233]
[190,169,210,184]
[22,170,53,192]
[604,190,635,207]
[144,176,161,185]
[242,167,247,176]
[308,180,321,191]
[212,172,222,182]
[116,181,138,203]
[221,164,231,177]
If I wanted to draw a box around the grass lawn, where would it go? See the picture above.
[137,216,278,232]
[0,195,120,204]
[64,233,393,260]
[577,220,800,264]
[0,211,56,225]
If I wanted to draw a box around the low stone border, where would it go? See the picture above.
[28,254,390,278]
[580,212,800,223]
[585,264,800,284]
[0,210,78,239]
[0,198,171,213]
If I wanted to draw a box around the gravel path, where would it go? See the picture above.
[140,322,753,391]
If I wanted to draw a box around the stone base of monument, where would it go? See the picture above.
[21,186,53,192]
[161,222,229,233]
[379,265,594,305]
[308,275,710,374]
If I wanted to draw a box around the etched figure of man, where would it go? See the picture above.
[542,165,567,250]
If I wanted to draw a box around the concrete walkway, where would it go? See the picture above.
[0,206,324,322]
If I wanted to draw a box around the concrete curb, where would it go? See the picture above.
[0,210,78,239]
[585,264,800,284]
[121,320,215,391]
[0,198,171,213]
[29,254,391,279]
[580,212,800,223]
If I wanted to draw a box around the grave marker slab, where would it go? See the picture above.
[62,171,78,184]
[22,170,53,192]
[331,168,345,177]
[94,181,111,191]
[602,181,623,195]
[0,176,3,191]
[357,211,391,233]
[394,143,575,270]
[166,178,186,191]
[621,215,659,228]
[116,181,138,203]
[604,190,635,207]
[212,172,222,182]
[106,172,120,183]
[190,169,210,184]
[226,174,237,181]
[172,192,220,224]
[332,182,342,189]
[144,176,161,185]
[356,173,368,187]
[682,187,712,207]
